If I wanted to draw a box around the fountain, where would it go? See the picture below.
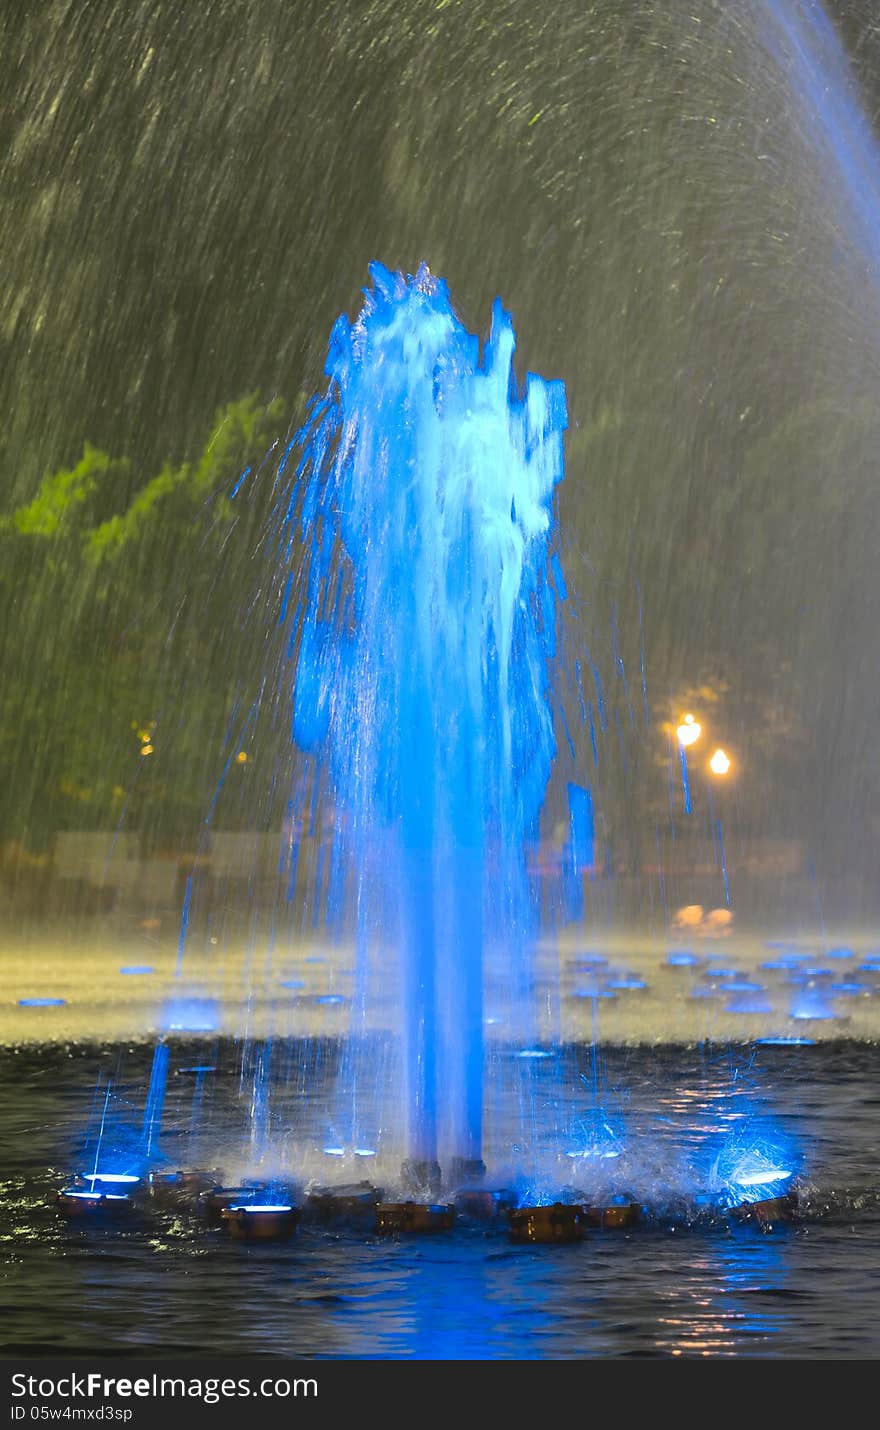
[279,262,568,1186]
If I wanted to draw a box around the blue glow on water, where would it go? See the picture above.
[726,994,774,1015]
[119,966,155,975]
[18,997,66,1007]
[84,1173,140,1185]
[162,998,218,1032]
[754,1036,816,1046]
[711,1129,799,1208]
[230,1204,293,1213]
[790,991,838,1020]
[283,262,566,1165]
[667,951,700,967]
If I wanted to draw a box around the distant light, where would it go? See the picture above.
[323,1147,345,1157]
[120,966,154,975]
[517,1049,552,1059]
[826,947,854,960]
[314,993,347,1006]
[709,748,731,776]
[676,714,701,748]
[667,952,699,967]
[19,997,65,1007]
[734,1167,792,1188]
[236,752,249,764]
[566,1148,621,1160]
[179,1066,216,1074]
[140,744,154,757]
[606,977,647,990]
[354,1148,377,1158]
[280,979,305,989]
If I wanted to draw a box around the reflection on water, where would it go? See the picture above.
[2,1041,879,1358]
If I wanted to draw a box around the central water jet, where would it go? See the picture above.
[285,263,567,1179]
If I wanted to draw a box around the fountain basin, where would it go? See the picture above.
[508,1203,586,1244]
[306,1182,383,1223]
[455,1187,515,1221]
[582,1200,641,1230]
[221,1205,301,1240]
[375,1201,455,1234]
[150,1169,223,1209]
[56,1189,135,1219]
[730,1192,798,1226]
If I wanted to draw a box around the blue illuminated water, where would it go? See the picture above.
[5,1040,880,1359]
[276,263,568,1173]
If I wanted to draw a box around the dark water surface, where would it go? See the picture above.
[2,1041,878,1359]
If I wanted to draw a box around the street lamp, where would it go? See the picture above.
[676,713,701,747]
[709,748,731,777]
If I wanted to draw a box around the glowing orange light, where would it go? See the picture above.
[709,748,731,776]
[140,744,154,757]
[236,751,249,764]
[676,713,701,747]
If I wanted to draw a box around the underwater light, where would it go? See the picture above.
[56,1189,134,1218]
[229,1204,293,1213]
[83,1173,140,1185]
[63,1191,129,1200]
[734,1168,793,1188]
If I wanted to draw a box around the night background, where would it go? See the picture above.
[3,0,880,1370]
[3,0,880,909]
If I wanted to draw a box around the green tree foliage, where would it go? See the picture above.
[0,395,293,850]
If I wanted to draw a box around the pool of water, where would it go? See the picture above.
[2,1041,878,1359]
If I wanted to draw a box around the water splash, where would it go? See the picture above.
[280,262,567,1170]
